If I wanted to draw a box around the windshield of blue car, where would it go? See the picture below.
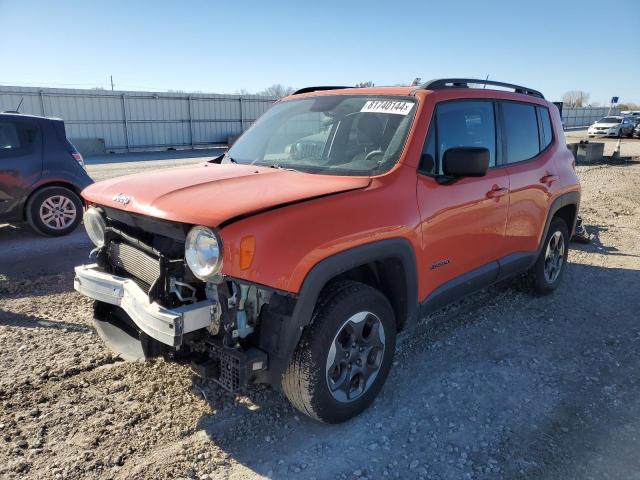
[597,117,621,124]
[225,95,417,176]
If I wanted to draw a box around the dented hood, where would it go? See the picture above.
[82,163,371,227]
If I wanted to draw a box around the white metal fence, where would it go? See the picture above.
[0,85,623,153]
[561,106,621,128]
[0,85,277,153]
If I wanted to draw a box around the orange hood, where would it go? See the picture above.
[82,163,371,227]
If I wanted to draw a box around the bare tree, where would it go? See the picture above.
[618,102,640,111]
[562,90,590,107]
[257,84,295,98]
[355,81,375,87]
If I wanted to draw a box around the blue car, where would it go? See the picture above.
[0,112,93,236]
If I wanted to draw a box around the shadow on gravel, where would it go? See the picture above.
[0,273,78,300]
[0,309,92,333]
[571,224,640,259]
[576,158,640,169]
[190,262,640,479]
[0,225,89,283]
[0,223,35,240]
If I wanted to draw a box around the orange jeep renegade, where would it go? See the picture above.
[75,79,580,423]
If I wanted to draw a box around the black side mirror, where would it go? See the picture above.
[442,147,489,178]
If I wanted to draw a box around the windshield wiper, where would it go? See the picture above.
[268,164,300,173]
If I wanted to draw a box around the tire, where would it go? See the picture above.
[521,217,569,295]
[282,280,396,423]
[26,186,83,236]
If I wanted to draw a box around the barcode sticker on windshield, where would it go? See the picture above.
[360,100,414,115]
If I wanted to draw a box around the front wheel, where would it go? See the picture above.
[521,217,569,294]
[282,281,396,423]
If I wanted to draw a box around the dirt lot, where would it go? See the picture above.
[1,141,640,480]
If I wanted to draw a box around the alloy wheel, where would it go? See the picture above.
[39,195,77,230]
[544,231,565,284]
[325,311,386,403]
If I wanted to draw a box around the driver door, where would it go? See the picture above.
[416,100,509,303]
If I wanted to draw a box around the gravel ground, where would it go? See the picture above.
[1,148,640,480]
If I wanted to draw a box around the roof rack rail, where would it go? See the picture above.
[292,86,353,95]
[421,78,544,99]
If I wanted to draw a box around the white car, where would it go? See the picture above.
[588,116,634,137]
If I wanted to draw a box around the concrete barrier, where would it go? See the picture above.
[567,142,604,164]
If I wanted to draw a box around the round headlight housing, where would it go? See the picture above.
[185,226,223,281]
[83,207,106,248]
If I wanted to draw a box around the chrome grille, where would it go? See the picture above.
[107,241,161,287]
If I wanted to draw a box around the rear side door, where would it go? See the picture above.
[500,101,556,272]
[0,118,42,220]
[416,100,509,304]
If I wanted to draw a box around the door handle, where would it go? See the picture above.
[486,185,508,199]
[540,173,558,185]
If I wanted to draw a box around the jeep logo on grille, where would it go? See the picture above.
[112,193,131,205]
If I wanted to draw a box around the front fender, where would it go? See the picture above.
[257,238,419,387]
[219,165,422,293]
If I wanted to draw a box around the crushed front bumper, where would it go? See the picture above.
[74,264,214,347]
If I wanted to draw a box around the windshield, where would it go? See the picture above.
[226,95,417,176]
[597,117,621,124]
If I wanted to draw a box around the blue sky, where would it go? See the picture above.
[1,0,638,104]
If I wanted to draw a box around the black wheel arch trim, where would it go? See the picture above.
[262,237,419,387]
[533,191,580,266]
[20,178,91,221]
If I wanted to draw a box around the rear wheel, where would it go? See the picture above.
[26,186,82,236]
[521,217,569,294]
[282,281,396,423]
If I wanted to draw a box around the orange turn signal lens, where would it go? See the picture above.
[239,236,256,270]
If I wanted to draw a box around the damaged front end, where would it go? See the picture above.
[74,206,295,392]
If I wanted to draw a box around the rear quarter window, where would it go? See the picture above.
[0,122,21,149]
[538,106,553,149]
[0,120,38,158]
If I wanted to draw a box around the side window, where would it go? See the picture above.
[502,102,540,163]
[538,106,553,149]
[0,122,21,150]
[435,101,496,173]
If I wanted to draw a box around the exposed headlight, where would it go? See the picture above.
[83,207,106,248]
[185,226,223,281]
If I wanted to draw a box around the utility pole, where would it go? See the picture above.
[110,75,114,91]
